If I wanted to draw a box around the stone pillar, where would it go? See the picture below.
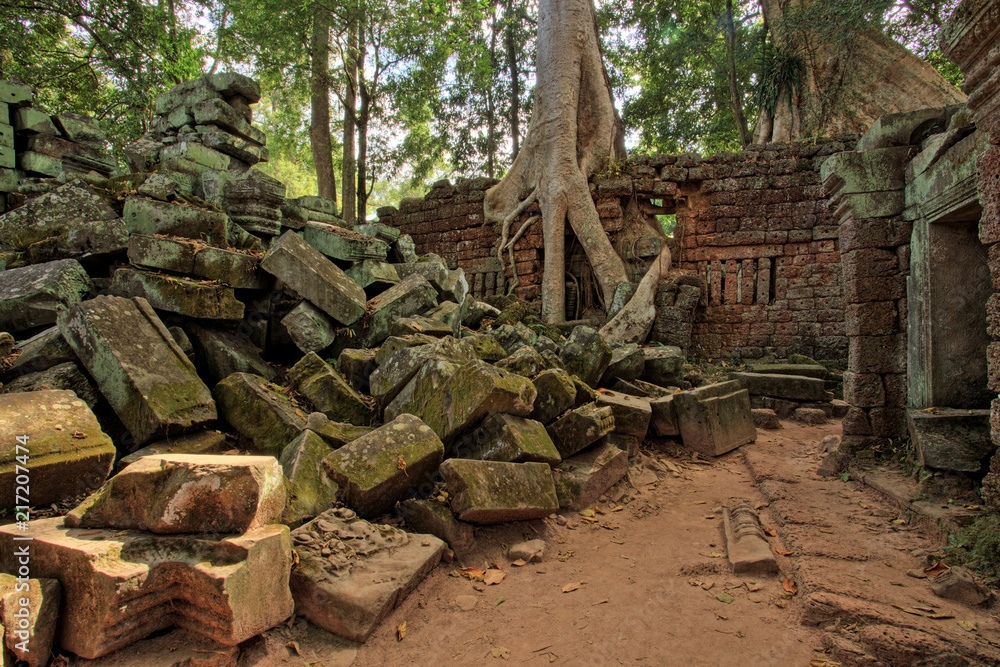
[942,0,1000,508]
[822,148,914,450]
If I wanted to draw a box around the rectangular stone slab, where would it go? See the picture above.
[730,372,827,401]
[122,197,229,247]
[0,519,293,659]
[290,508,444,642]
[303,221,389,262]
[674,381,757,457]
[323,414,445,518]
[58,296,217,445]
[192,98,266,146]
[440,459,560,524]
[0,390,114,511]
[907,408,994,472]
[553,442,628,511]
[261,231,367,326]
[213,372,306,456]
[0,259,92,333]
[111,268,245,320]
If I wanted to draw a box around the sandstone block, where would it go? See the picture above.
[731,372,827,401]
[595,391,652,439]
[214,372,306,455]
[560,326,611,387]
[111,268,245,320]
[0,259,92,333]
[279,430,338,525]
[0,574,60,667]
[553,442,628,511]
[546,402,615,458]
[441,459,559,524]
[288,352,370,426]
[674,381,756,456]
[530,368,577,424]
[452,413,561,465]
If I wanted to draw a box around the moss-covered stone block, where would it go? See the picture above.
[351,273,438,348]
[111,268,245,320]
[495,346,546,378]
[389,314,453,339]
[601,344,646,385]
[560,326,612,388]
[289,352,370,426]
[440,459,559,524]
[214,372,306,455]
[280,429,338,525]
[385,359,536,444]
[398,499,475,552]
[452,413,561,465]
[531,368,577,424]
[546,402,615,458]
[346,259,399,294]
[281,301,338,354]
[595,391,652,440]
[185,322,273,384]
[58,296,217,445]
[0,390,114,511]
[122,197,229,247]
[3,361,99,408]
[302,221,389,262]
[322,414,445,518]
[0,259,92,333]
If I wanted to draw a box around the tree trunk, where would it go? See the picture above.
[724,0,750,148]
[342,16,358,225]
[357,28,370,224]
[505,6,520,162]
[486,1,498,179]
[753,0,965,142]
[484,0,628,324]
[310,7,337,204]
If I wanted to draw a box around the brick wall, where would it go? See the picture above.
[379,138,859,361]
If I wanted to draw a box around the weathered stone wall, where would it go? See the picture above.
[380,138,859,361]
[942,0,1000,508]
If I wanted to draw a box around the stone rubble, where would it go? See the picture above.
[0,72,772,662]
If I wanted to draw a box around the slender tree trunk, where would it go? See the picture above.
[724,0,750,148]
[342,16,359,225]
[485,0,628,323]
[486,2,498,178]
[356,27,370,223]
[505,5,520,162]
[310,7,337,203]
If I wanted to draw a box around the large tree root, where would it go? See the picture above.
[599,246,671,345]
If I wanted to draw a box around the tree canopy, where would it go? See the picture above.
[0,0,965,206]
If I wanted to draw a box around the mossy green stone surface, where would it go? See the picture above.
[0,390,114,510]
[440,459,559,524]
[288,352,369,426]
[122,197,230,247]
[0,259,93,333]
[322,414,444,518]
[452,413,561,465]
[111,268,245,320]
[57,296,217,445]
[280,429,338,525]
[214,372,306,456]
[530,369,577,424]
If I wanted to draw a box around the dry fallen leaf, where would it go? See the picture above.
[460,567,487,582]
[397,456,407,474]
[958,620,977,632]
[764,528,777,537]
[286,641,301,655]
[592,598,609,606]
[562,582,582,593]
[484,569,506,585]
[397,622,407,641]
[776,549,793,556]
[491,647,510,659]
[782,578,798,595]
[745,582,762,592]
[716,592,734,604]
[511,558,528,567]
[924,562,949,578]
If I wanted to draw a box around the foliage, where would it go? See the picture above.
[949,514,1000,581]
[0,0,208,154]
[753,43,805,118]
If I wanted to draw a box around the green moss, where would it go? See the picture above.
[948,514,1000,581]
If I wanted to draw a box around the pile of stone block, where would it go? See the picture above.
[0,72,764,663]
[0,79,114,214]
[730,360,844,425]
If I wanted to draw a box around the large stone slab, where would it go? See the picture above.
[907,408,994,472]
[0,181,121,258]
[346,260,399,294]
[111,268,245,320]
[560,326,611,388]
[193,98,267,145]
[65,455,285,534]
[674,381,756,457]
[0,573,60,667]
[289,508,444,642]
[323,414,445,518]
[260,231,366,326]
[281,301,337,354]
[3,360,100,408]
[452,413,561,465]
[122,197,229,247]
[595,391,652,439]
[398,499,475,553]
[546,402,615,458]
[117,430,228,470]
[288,352,370,426]
[214,372,306,456]
[128,234,268,289]
[0,519,293,659]
[185,322,274,384]
[0,259,92,333]
[369,338,474,408]
[0,390,114,511]
[0,327,76,380]
[553,442,628,510]
[749,363,828,380]
[730,372,827,401]
[530,368,577,424]
[385,359,536,444]
[279,429,338,525]
[440,459,559,524]
[303,222,389,262]
[58,296,217,445]
[351,273,438,348]
[642,346,684,386]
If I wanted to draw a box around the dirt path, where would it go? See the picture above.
[335,419,1000,666]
